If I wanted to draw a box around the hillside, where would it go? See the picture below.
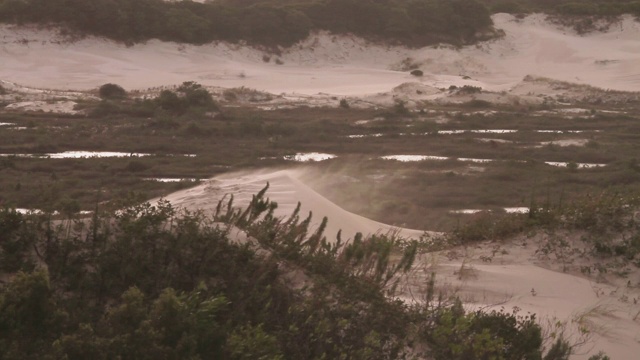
[1,13,639,94]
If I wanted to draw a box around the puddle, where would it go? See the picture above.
[457,157,493,163]
[476,138,513,144]
[0,151,196,158]
[558,108,590,114]
[452,207,529,215]
[15,208,45,215]
[437,129,517,135]
[47,151,152,159]
[535,130,598,134]
[12,208,92,216]
[504,207,529,214]
[347,133,384,138]
[354,117,385,126]
[381,155,490,163]
[381,155,448,162]
[284,152,336,162]
[145,178,199,182]
[381,155,605,168]
[469,130,517,134]
[0,123,15,126]
[538,139,589,147]
[450,209,484,214]
[544,162,606,169]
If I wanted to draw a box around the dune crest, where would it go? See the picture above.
[161,168,436,242]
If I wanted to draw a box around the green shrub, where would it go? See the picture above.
[463,99,492,108]
[98,83,127,99]
[89,100,121,117]
[157,90,184,113]
[458,85,482,94]
[491,0,528,14]
[124,160,149,172]
[177,81,218,110]
[425,300,545,360]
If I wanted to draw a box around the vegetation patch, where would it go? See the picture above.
[0,0,497,47]
[0,187,582,359]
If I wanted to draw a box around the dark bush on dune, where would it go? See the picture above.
[99,83,127,99]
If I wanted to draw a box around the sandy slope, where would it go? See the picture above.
[402,238,640,360]
[2,14,640,95]
[162,168,640,359]
[161,168,436,243]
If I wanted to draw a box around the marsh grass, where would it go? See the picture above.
[2,100,640,229]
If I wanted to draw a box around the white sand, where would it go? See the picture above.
[2,14,640,96]
[405,238,640,360]
[4,100,79,114]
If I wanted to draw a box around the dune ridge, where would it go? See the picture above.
[161,168,435,243]
[162,168,640,360]
[2,14,640,95]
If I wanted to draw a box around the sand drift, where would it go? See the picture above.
[161,169,437,242]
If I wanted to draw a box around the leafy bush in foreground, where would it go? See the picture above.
[0,185,575,359]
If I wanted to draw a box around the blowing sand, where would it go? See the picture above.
[161,168,436,243]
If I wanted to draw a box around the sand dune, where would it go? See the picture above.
[4,12,640,359]
[161,168,436,242]
[405,241,640,360]
[2,14,640,95]
[162,168,640,359]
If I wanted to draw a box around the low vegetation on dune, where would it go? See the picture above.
[0,0,498,47]
[480,0,640,14]
[1,0,639,49]
[1,184,610,359]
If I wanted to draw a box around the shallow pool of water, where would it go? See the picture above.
[544,162,605,169]
[283,152,337,162]
[0,151,197,159]
[145,178,200,182]
[381,155,448,162]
